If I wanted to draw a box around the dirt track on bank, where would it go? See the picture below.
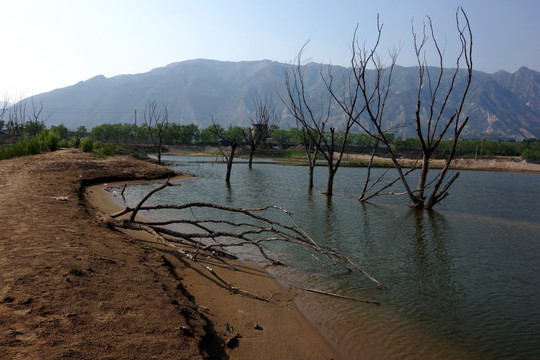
[0,149,213,359]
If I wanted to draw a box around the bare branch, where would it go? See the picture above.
[144,100,169,165]
[102,181,386,294]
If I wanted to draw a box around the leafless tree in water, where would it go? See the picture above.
[144,100,168,165]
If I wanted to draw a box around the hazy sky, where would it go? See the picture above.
[1,0,539,97]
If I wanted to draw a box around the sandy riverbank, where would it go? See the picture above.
[0,149,341,359]
[86,181,342,360]
[162,145,540,174]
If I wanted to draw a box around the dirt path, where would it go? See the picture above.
[0,149,211,359]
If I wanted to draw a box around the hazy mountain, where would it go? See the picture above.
[30,59,540,140]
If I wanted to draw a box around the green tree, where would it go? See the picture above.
[120,123,137,143]
[166,123,200,144]
[200,124,224,144]
[271,128,290,148]
[213,120,244,182]
[51,124,69,139]
[76,125,87,138]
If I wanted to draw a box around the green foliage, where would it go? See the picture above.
[58,139,70,148]
[223,125,244,144]
[136,240,157,253]
[286,127,302,145]
[200,124,224,144]
[80,137,94,152]
[66,264,84,276]
[36,130,60,152]
[125,146,147,159]
[24,121,46,137]
[348,133,375,147]
[95,142,122,158]
[0,129,59,159]
[165,122,200,144]
[58,136,79,148]
[1,120,538,163]
[50,124,69,139]
[271,128,290,148]
[0,140,34,159]
[76,125,88,138]
[522,149,540,161]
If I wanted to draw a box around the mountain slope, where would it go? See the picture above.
[31,59,540,140]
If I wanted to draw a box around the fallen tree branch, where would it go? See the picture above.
[289,284,381,305]
[100,180,387,301]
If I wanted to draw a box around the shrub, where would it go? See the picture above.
[80,137,94,152]
[66,264,84,276]
[37,130,60,152]
[102,142,120,156]
[522,149,540,161]
[25,138,41,155]
[58,138,71,148]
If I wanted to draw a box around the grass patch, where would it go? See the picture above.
[66,264,84,276]
[135,240,157,253]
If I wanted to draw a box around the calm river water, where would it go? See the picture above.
[113,155,540,359]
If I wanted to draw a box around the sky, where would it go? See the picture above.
[1,0,539,98]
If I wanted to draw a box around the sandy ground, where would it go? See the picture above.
[0,149,340,360]
[340,153,540,173]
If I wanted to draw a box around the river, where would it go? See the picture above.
[112,155,540,359]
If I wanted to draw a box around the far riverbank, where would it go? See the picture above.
[156,144,540,174]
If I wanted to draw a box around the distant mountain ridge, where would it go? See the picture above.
[31,59,540,140]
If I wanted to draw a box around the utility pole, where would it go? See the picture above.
[134,109,137,126]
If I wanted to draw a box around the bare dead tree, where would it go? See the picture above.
[281,45,354,196]
[243,92,278,168]
[300,126,321,190]
[3,96,52,141]
[6,96,27,141]
[211,117,244,182]
[144,100,168,165]
[411,8,473,209]
[99,180,385,300]
[0,96,8,137]
[344,19,418,202]
[347,8,472,209]
[25,97,52,137]
[0,95,8,123]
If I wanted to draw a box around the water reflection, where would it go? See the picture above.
[407,210,462,340]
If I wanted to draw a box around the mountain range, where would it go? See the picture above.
[30,59,540,140]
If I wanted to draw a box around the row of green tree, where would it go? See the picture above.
[78,122,540,160]
[2,119,539,161]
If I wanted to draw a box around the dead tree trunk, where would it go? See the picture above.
[244,92,278,169]
[144,100,168,165]
[282,46,354,196]
[225,141,237,183]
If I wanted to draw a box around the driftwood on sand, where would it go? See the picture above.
[98,179,385,302]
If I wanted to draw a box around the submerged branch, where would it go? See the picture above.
[289,284,381,305]
[100,181,386,299]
